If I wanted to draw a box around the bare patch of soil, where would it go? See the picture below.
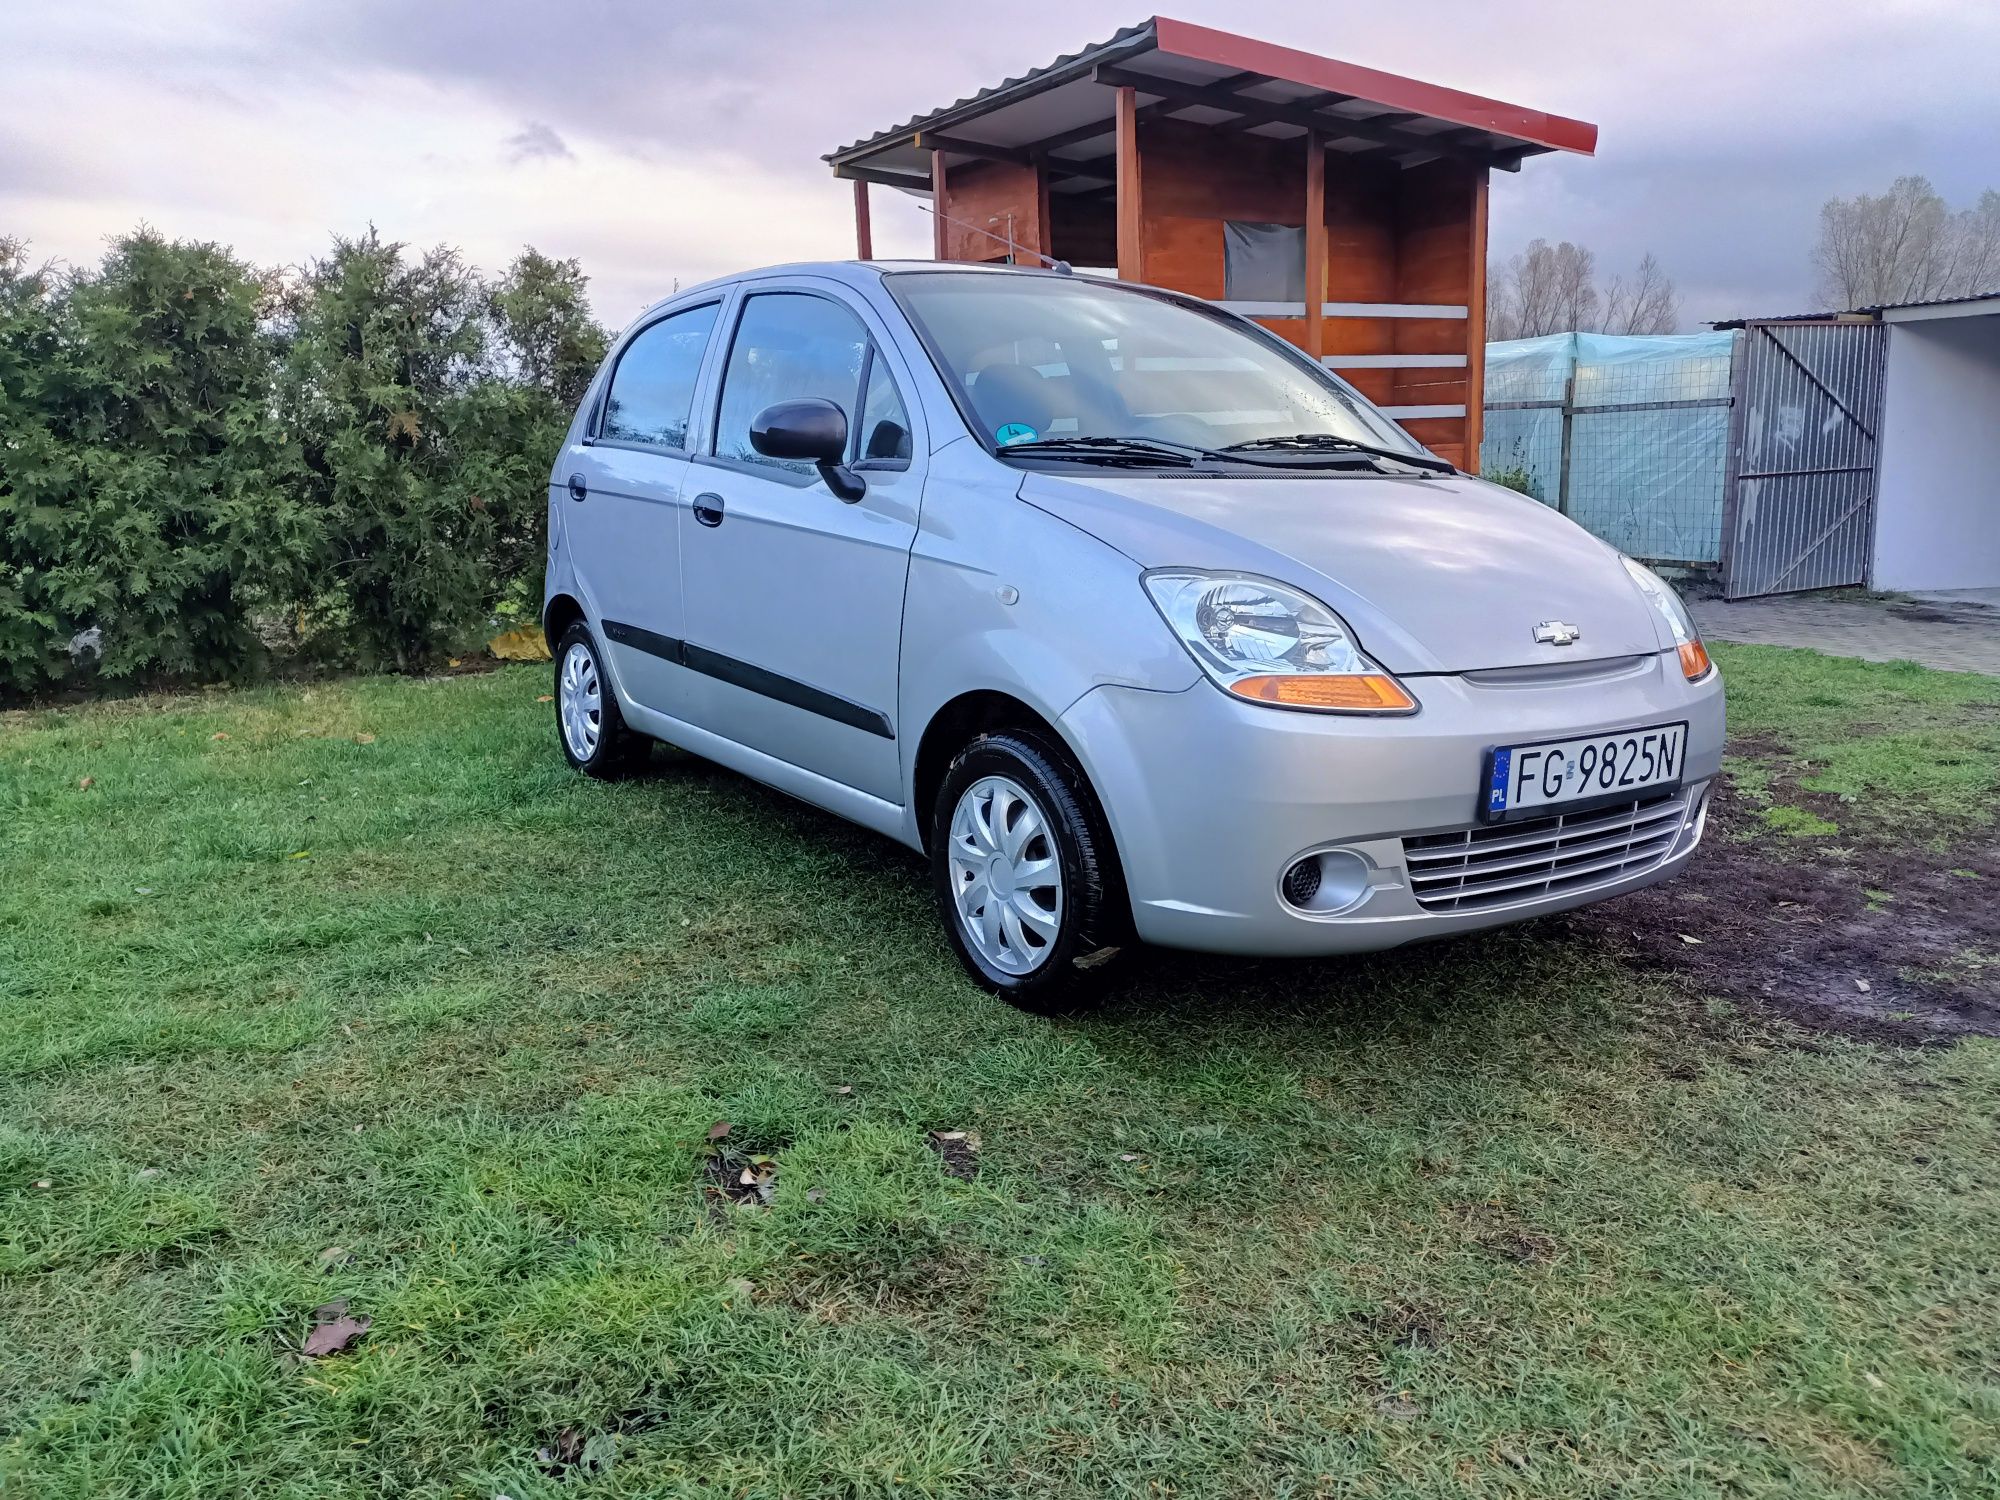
[1588,774,2000,1045]
[926,1129,981,1181]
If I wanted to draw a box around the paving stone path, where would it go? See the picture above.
[1689,593,2000,677]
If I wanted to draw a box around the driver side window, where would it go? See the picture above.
[713,292,872,482]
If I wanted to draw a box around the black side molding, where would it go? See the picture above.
[599,620,893,741]
[600,619,681,663]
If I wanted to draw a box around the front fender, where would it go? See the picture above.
[895,457,1199,840]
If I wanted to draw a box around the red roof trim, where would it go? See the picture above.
[1151,16,1597,156]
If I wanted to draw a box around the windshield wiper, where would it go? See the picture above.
[1216,434,1456,476]
[995,436,1199,468]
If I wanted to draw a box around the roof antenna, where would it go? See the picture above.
[917,203,1071,271]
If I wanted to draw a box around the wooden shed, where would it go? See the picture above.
[825,16,1596,469]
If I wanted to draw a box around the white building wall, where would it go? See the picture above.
[1872,312,2000,591]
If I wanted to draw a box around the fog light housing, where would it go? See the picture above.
[1279,848,1373,915]
[1281,858,1322,907]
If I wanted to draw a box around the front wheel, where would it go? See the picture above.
[930,729,1128,1012]
[553,621,648,778]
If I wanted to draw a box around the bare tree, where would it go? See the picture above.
[1489,240,1596,340]
[1812,176,2000,308]
[1488,241,1680,339]
[1945,189,2000,301]
[1601,253,1681,335]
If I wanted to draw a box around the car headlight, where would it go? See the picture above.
[1142,570,1417,713]
[1620,556,1712,681]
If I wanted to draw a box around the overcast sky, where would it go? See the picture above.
[5,1,1997,330]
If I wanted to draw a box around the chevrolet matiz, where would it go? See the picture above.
[544,262,1723,1009]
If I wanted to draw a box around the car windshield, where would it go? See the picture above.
[887,271,1424,461]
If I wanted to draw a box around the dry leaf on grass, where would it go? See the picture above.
[301,1314,370,1358]
[489,625,552,662]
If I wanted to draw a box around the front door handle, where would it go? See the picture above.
[566,473,588,502]
[692,492,725,527]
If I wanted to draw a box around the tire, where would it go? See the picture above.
[929,728,1130,1012]
[553,621,649,778]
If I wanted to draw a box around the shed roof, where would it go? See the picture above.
[1711,290,2000,330]
[824,16,1597,196]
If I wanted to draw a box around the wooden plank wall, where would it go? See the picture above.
[1391,159,1478,469]
[1048,194,1117,269]
[937,159,1049,263]
[1137,119,1303,299]
[1110,115,1482,468]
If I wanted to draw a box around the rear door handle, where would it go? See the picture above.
[566,473,588,502]
[692,492,725,527]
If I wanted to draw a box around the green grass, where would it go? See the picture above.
[1715,644,2000,839]
[2,645,1997,1498]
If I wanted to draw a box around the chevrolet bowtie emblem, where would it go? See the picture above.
[1534,620,1582,647]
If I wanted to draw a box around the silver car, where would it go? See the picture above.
[544,263,1723,1008]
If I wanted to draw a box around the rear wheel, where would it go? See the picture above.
[554,621,648,778]
[930,730,1128,1012]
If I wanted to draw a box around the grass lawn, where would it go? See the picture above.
[2,645,1997,1498]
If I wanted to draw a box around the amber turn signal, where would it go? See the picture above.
[1227,673,1417,712]
[1678,639,1712,680]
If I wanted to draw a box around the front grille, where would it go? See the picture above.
[1402,789,1693,914]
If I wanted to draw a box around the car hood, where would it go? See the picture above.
[1017,468,1668,674]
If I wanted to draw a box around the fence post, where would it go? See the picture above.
[1717,328,1749,597]
[1555,371,1576,516]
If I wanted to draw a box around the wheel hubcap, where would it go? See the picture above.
[947,775,1064,975]
[558,642,602,761]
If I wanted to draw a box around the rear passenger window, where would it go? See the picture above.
[599,302,718,450]
[713,293,871,481]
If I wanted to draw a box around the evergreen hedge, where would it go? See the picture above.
[0,228,607,698]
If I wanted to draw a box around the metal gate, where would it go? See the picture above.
[1720,320,1886,598]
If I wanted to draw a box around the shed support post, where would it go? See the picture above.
[1464,166,1490,466]
[852,179,873,261]
[930,150,948,260]
[1304,131,1326,360]
[1115,85,1143,282]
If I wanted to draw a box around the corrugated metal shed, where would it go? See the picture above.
[1711,290,2000,329]
[825,15,1598,195]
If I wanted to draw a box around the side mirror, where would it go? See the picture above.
[749,398,866,502]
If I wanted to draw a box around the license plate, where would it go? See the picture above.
[1484,721,1687,821]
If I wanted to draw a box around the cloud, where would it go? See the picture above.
[2,0,1997,326]
[504,121,573,166]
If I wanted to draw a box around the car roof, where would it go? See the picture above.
[624,260,1108,331]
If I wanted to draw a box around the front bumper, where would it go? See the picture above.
[1058,652,1724,956]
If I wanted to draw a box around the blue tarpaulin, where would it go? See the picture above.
[1481,331,1738,565]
